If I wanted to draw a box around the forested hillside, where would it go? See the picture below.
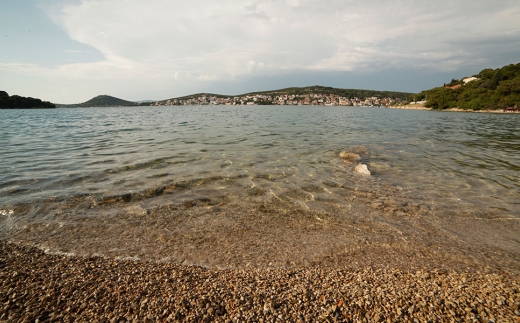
[245,86,413,100]
[0,91,55,109]
[418,63,520,110]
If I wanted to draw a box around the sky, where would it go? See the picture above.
[1,0,519,104]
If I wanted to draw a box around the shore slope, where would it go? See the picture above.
[1,241,519,322]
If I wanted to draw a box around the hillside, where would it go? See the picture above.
[418,63,520,110]
[156,86,413,106]
[167,86,413,101]
[243,85,413,100]
[84,95,137,107]
[0,91,55,109]
[58,95,141,108]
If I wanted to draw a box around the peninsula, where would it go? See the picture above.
[153,86,411,107]
[0,91,55,109]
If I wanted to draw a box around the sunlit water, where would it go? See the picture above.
[1,106,519,269]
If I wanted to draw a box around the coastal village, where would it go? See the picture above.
[154,93,405,107]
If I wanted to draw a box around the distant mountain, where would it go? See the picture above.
[0,91,55,109]
[57,95,145,108]
[83,95,137,107]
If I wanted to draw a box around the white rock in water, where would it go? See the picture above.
[355,164,371,175]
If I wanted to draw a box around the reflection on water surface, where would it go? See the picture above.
[0,106,519,270]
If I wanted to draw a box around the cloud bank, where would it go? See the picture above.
[1,0,519,102]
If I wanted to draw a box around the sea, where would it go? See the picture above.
[1,106,519,269]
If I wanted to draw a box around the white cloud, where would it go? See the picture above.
[45,0,520,77]
[2,0,520,102]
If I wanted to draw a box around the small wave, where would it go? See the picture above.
[98,174,247,205]
[5,187,30,195]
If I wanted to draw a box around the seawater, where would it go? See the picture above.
[1,106,519,269]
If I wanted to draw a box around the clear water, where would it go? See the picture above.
[1,106,519,269]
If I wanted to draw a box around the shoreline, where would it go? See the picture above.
[389,105,519,114]
[442,108,519,114]
[2,240,519,322]
[4,199,520,273]
[386,104,432,111]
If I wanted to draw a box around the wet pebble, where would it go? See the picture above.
[1,241,519,322]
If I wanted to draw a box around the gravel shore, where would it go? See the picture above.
[2,241,519,322]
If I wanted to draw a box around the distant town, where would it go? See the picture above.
[154,93,405,107]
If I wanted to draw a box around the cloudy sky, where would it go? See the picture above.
[1,0,519,103]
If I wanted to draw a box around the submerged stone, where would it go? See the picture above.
[355,164,371,175]
[339,151,361,160]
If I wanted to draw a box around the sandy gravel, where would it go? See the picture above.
[1,241,519,322]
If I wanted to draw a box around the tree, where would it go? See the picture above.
[0,91,56,109]
[424,62,520,110]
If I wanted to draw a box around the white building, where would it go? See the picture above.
[463,77,479,84]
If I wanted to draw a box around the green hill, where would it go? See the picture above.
[243,85,413,100]
[0,91,55,109]
[159,86,413,104]
[82,95,137,107]
[418,63,520,110]
[59,95,139,108]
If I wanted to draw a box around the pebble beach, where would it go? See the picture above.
[2,241,520,322]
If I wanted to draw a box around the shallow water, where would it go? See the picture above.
[1,106,519,269]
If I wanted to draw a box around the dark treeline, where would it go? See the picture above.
[0,91,55,109]
[413,63,520,110]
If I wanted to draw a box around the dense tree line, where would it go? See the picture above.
[418,63,520,110]
[0,91,55,109]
